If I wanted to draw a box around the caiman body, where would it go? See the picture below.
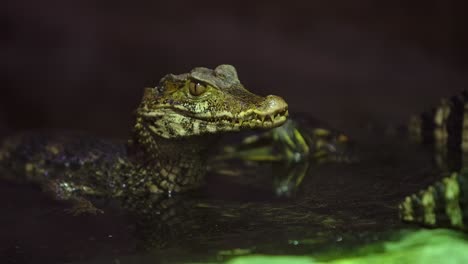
[0,65,289,214]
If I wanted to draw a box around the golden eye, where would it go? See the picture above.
[189,82,207,96]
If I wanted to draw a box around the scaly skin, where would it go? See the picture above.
[0,65,288,214]
[399,170,468,231]
[403,89,468,231]
[408,90,466,171]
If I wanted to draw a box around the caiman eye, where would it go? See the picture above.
[189,82,207,96]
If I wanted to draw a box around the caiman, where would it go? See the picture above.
[4,63,466,245]
[0,64,289,214]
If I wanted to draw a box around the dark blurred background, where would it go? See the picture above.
[2,0,468,139]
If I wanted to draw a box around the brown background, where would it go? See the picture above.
[2,0,468,138]
[1,2,468,262]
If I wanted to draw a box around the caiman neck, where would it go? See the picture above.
[127,127,218,193]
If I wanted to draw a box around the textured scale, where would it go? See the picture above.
[399,171,468,230]
[401,89,468,230]
[0,133,127,190]
[0,65,289,215]
[408,90,468,171]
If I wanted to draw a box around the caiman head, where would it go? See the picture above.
[134,64,288,139]
[129,65,288,193]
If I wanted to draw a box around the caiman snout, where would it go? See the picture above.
[257,95,288,114]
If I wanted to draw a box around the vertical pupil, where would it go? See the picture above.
[190,82,205,95]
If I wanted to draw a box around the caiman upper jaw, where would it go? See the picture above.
[236,95,289,129]
[257,95,288,114]
[199,94,288,129]
[203,107,289,129]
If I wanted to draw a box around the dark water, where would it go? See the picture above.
[0,133,442,264]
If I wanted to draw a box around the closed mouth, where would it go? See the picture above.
[139,106,289,129]
[204,108,289,128]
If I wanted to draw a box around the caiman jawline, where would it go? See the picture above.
[202,108,289,126]
[139,107,289,129]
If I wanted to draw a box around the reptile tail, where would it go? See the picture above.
[399,170,468,231]
[408,91,466,147]
[402,90,468,231]
[408,90,467,170]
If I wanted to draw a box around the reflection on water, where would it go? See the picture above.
[211,114,357,197]
[0,115,457,263]
[122,131,440,262]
